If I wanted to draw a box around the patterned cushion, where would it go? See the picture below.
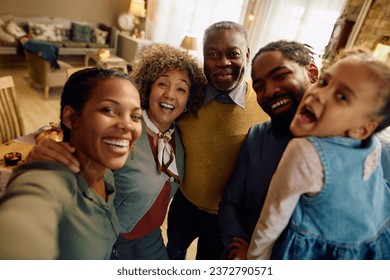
[3,20,26,38]
[28,22,63,41]
[71,22,91,42]
[92,27,108,44]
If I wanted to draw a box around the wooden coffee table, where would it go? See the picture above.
[84,51,128,74]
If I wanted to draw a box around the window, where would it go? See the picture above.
[146,0,246,61]
[146,0,345,69]
[247,0,346,69]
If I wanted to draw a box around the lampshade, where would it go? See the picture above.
[180,36,198,51]
[129,0,146,18]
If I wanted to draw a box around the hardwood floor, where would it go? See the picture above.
[0,64,61,134]
[0,63,197,260]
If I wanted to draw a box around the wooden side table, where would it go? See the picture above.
[84,51,128,74]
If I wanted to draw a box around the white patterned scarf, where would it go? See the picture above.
[142,110,180,183]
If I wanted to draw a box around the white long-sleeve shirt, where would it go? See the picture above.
[247,138,323,259]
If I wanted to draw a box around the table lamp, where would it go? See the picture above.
[180,35,198,52]
[129,0,146,38]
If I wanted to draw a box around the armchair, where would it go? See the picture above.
[24,50,73,99]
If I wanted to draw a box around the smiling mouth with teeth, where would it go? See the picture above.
[215,73,232,80]
[160,102,175,110]
[103,139,130,148]
[270,98,290,110]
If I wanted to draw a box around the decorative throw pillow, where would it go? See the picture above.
[92,27,108,44]
[71,22,91,42]
[28,22,63,41]
[3,19,26,38]
[0,25,16,43]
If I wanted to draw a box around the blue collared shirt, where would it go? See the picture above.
[204,80,247,109]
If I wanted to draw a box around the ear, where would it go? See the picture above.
[347,120,378,140]
[62,105,77,130]
[307,62,319,84]
[246,46,250,63]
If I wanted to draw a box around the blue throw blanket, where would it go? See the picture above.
[23,40,60,69]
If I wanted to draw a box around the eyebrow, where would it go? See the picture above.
[159,74,190,86]
[252,65,287,85]
[323,73,356,98]
[101,98,141,110]
[101,98,120,105]
[268,65,288,76]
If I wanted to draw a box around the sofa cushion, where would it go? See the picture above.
[28,22,63,42]
[92,27,108,44]
[51,17,73,29]
[3,19,26,38]
[0,25,16,44]
[71,22,91,42]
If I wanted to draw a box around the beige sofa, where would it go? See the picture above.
[0,15,118,56]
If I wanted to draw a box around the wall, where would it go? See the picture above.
[0,0,130,27]
[322,0,390,68]
[353,0,390,48]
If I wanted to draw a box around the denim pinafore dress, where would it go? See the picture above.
[272,136,390,259]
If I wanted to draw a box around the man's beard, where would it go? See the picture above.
[270,100,299,138]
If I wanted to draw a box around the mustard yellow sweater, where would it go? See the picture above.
[177,82,269,214]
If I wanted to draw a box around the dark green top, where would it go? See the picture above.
[0,162,119,259]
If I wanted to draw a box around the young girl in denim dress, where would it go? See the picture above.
[248,50,390,260]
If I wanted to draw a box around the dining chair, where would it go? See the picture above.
[0,76,25,144]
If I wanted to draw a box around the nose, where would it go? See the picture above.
[117,116,135,132]
[163,86,175,100]
[215,55,231,67]
[310,87,326,104]
[264,84,281,99]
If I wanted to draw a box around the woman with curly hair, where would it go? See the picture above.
[112,43,206,259]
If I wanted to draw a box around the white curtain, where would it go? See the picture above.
[247,0,345,67]
[145,0,188,46]
[146,0,345,68]
[145,0,245,61]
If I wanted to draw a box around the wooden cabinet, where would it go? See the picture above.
[117,33,153,63]
[322,18,356,70]
[327,19,355,53]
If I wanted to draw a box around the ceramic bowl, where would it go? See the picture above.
[4,152,22,166]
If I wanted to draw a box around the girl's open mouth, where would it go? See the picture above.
[298,105,317,123]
